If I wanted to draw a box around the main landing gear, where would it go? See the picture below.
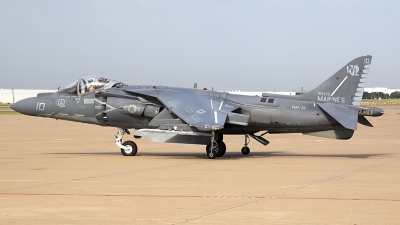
[204,133,253,159]
[206,141,226,159]
[205,132,226,159]
[115,129,138,156]
[205,133,268,159]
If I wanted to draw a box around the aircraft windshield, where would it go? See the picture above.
[58,77,125,95]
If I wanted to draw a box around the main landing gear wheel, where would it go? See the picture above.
[216,141,226,157]
[121,141,138,156]
[206,132,226,159]
[241,146,250,155]
[206,141,226,158]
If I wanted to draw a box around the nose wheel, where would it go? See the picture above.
[121,141,138,156]
[115,129,138,156]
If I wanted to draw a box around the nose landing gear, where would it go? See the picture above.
[121,141,138,156]
[115,129,138,156]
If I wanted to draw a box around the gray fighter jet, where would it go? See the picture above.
[12,55,384,159]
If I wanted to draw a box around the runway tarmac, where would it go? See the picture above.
[1,107,399,224]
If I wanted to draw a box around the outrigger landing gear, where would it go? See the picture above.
[206,132,226,159]
[241,134,251,155]
[241,132,270,155]
[115,128,138,156]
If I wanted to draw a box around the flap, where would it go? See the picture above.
[157,89,235,131]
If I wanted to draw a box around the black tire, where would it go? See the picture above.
[216,141,226,157]
[121,141,138,156]
[206,145,211,152]
[241,146,250,155]
[206,141,226,157]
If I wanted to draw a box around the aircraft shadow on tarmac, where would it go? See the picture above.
[46,151,392,160]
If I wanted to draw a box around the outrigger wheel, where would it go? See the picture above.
[241,134,251,155]
[241,146,250,155]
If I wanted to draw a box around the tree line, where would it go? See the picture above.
[362,91,400,99]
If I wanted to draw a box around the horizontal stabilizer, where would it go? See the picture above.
[358,115,373,127]
[317,103,358,130]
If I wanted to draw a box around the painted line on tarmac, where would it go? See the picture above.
[0,192,399,202]
[0,180,44,182]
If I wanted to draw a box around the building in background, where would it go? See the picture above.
[227,91,295,96]
[364,88,400,95]
[0,89,56,104]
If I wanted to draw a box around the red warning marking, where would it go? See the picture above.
[0,192,399,202]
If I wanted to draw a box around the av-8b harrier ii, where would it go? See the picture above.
[12,56,384,159]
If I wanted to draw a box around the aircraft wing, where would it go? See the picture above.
[124,88,243,131]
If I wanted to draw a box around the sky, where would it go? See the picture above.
[1,0,399,92]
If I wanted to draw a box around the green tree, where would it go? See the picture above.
[362,92,372,99]
[370,92,389,99]
[390,91,400,99]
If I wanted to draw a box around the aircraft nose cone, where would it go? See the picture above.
[11,97,39,116]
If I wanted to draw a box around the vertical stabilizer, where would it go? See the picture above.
[299,55,372,105]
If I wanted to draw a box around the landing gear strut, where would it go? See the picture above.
[241,134,250,155]
[206,132,226,159]
[115,128,138,156]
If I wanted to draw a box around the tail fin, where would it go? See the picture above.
[299,55,372,105]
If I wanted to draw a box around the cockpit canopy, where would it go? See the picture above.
[58,77,125,95]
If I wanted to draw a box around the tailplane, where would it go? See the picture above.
[298,55,372,105]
